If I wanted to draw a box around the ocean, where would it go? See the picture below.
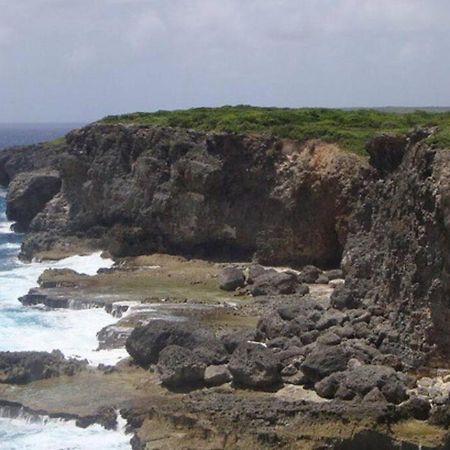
[0,125,131,449]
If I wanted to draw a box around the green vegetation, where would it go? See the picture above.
[100,106,450,155]
[45,136,66,146]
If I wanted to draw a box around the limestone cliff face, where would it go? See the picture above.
[340,131,450,365]
[2,124,368,266]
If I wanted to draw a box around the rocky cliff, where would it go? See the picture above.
[2,123,450,365]
[0,124,368,266]
[338,130,450,366]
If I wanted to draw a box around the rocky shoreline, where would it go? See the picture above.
[1,123,450,449]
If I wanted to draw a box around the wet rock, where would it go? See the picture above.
[156,345,206,389]
[126,320,220,366]
[0,350,86,384]
[204,365,232,387]
[218,266,245,291]
[250,271,299,296]
[301,345,350,382]
[298,265,322,283]
[228,342,281,388]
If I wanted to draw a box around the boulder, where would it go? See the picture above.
[250,271,299,296]
[228,342,281,388]
[324,269,344,281]
[314,364,408,405]
[399,396,431,420]
[246,265,273,284]
[126,320,221,366]
[316,309,348,331]
[298,266,322,283]
[0,350,86,384]
[204,365,232,387]
[218,267,245,291]
[301,345,350,382]
[156,345,206,389]
[220,329,256,353]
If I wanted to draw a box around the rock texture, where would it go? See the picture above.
[0,124,367,266]
[0,350,86,384]
[340,129,450,366]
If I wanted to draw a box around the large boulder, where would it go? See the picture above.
[228,342,281,388]
[218,266,245,291]
[125,320,225,367]
[0,350,86,384]
[315,364,408,404]
[156,345,206,388]
[6,170,61,230]
[301,344,350,382]
[250,271,301,296]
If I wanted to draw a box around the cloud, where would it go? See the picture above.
[0,0,449,122]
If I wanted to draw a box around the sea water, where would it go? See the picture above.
[0,126,131,449]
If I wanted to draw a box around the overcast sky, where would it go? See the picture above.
[0,0,449,122]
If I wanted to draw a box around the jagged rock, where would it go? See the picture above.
[341,130,450,366]
[218,267,245,291]
[0,350,86,384]
[126,320,222,366]
[204,365,232,387]
[6,170,61,230]
[156,345,206,388]
[228,342,281,388]
[250,271,299,296]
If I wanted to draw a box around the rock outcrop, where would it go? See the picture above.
[340,129,450,366]
[0,124,368,266]
[0,350,87,384]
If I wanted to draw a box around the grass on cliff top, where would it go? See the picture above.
[100,106,450,155]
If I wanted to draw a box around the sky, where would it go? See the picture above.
[0,0,449,123]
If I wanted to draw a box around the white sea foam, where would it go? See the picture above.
[0,252,129,365]
[0,412,131,449]
[0,242,21,250]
